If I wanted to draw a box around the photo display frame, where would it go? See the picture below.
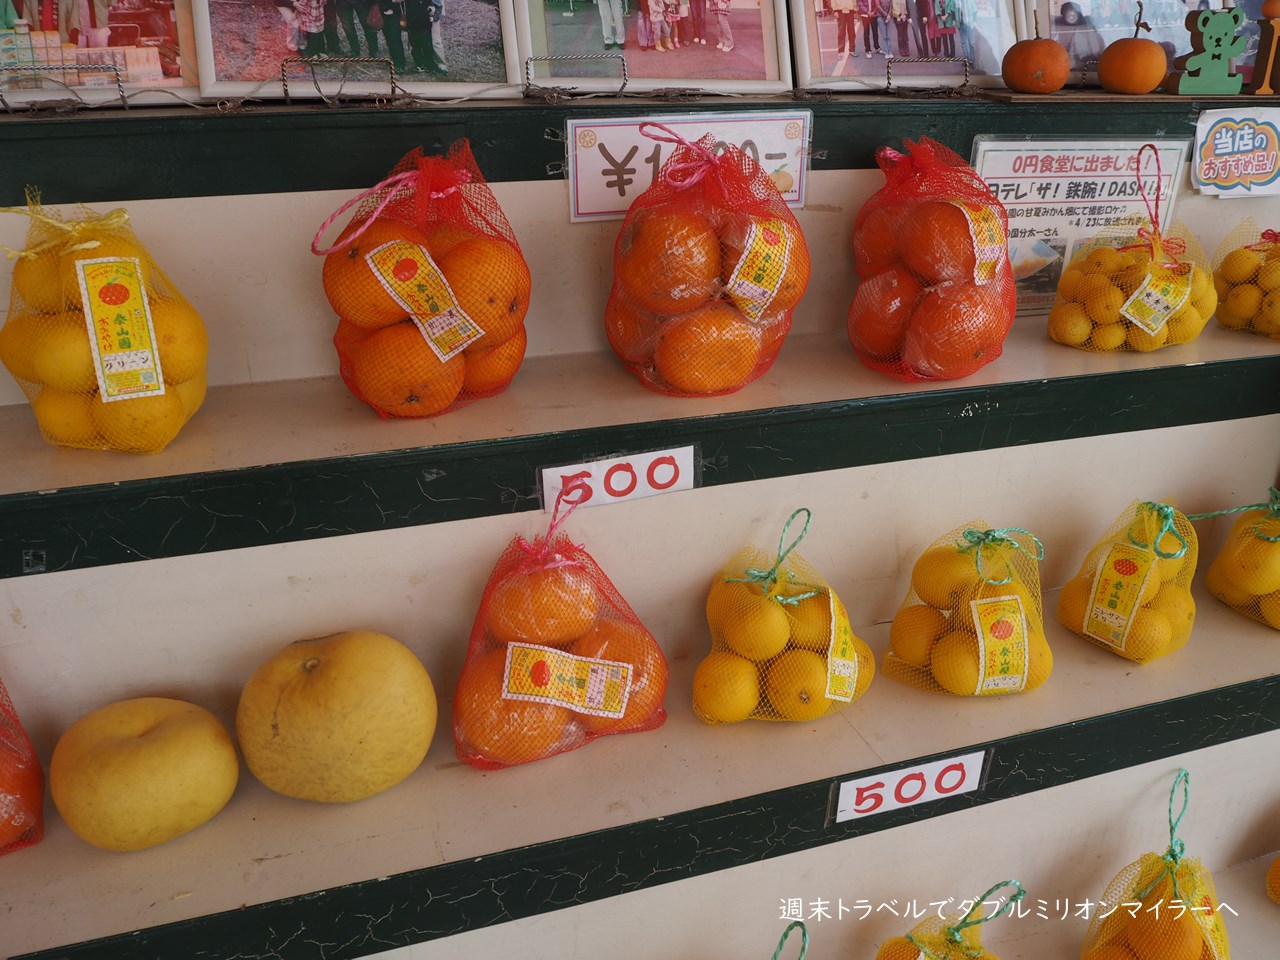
[516,0,793,95]
[790,0,1024,90]
[191,0,522,100]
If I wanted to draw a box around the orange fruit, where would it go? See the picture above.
[1084,944,1139,960]
[90,390,187,454]
[462,325,526,396]
[32,387,98,447]
[453,648,574,767]
[150,296,209,385]
[757,312,791,362]
[438,237,532,354]
[900,201,979,284]
[32,312,98,393]
[719,215,811,314]
[653,301,761,395]
[1123,903,1204,960]
[890,603,947,667]
[615,207,720,315]
[901,282,1005,379]
[1266,853,1280,903]
[346,321,465,418]
[848,264,923,359]
[604,296,661,364]
[853,205,903,276]
[0,743,43,851]
[423,221,482,259]
[566,619,668,734]
[0,310,46,383]
[876,936,923,960]
[333,317,373,355]
[487,564,599,646]
[322,219,432,330]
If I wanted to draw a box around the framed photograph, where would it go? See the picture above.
[790,0,1023,90]
[191,0,521,100]
[0,0,201,107]
[515,0,793,95]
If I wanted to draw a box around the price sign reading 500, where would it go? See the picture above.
[539,445,697,512]
[832,751,988,824]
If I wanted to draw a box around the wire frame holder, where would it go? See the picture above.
[885,56,972,92]
[280,56,397,104]
[524,54,628,98]
[0,62,126,111]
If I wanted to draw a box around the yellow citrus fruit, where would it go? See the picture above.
[1026,625,1053,690]
[890,603,946,667]
[1085,283,1126,325]
[1056,575,1092,633]
[975,576,1038,614]
[1091,322,1128,351]
[911,544,977,610]
[32,387,97,447]
[875,935,922,960]
[1149,582,1195,647]
[1257,258,1280,291]
[487,565,598,646]
[1080,245,1123,275]
[0,310,45,383]
[1114,262,1150,297]
[1126,322,1169,352]
[692,651,760,724]
[32,312,98,393]
[1122,607,1174,662]
[174,376,207,421]
[1123,903,1204,960]
[1219,247,1262,284]
[150,297,209,385]
[1216,304,1249,331]
[1266,853,1280,903]
[1191,283,1218,320]
[11,247,65,312]
[1254,291,1280,336]
[1072,272,1115,304]
[90,391,186,453]
[1205,560,1253,608]
[1057,267,1084,299]
[721,592,791,661]
[1084,944,1139,960]
[1048,302,1093,346]
[1215,511,1280,594]
[1258,590,1280,630]
[930,630,980,696]
[764,649,833,722]
[1225,283,1263,319]
[706,576,763,632]
[785,590,834,651]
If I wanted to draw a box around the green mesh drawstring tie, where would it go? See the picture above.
[1137,768,1191,904]
[771,920,808,960]
[726,508,820,605]
[1188,487,1280,543]
[907,880,1026,959]
[1127,502,1189,558]
[959,528,1045,586]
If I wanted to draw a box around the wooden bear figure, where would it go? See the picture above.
[1175,7,1247,94]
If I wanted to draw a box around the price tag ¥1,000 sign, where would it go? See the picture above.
[540,446,696,512]
[832,751,988,824]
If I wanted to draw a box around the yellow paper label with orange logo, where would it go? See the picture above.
[365,240,483,360]
[75,257,164,401]
[969,595,1029,694]
[1121,262,1191,334]
[724,218,793,321]
[951,201,1006,286]
[1085,543,1156,650]
[502,642,632,718]
[824,591,859,702]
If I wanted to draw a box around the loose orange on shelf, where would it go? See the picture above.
[321,218,432,330]
[566,620,668,734]
[462,325,527,395]
[847,263,923,359]
[615,207,721,315]
[487,564,599,646]
[345,321,465,418]
[1097,3,1169,94]
[452,648,574,768]
[653,300,761,395]
[439,236,532,354]
[1001,15,1070,94]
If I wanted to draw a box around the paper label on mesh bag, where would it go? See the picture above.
[501,642,633,718]
[1120,262,1192,334]
[970,595,1029,694]
[76,257,166,402]
[365,240,483,360]
[952,200,1006,285]
[723,218,792,321]
[824,591,858,702]
[1085,544,1156,650]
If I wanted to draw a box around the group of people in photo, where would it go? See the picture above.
[596,0,738,54]
[822,0,960,61]
[273,0,448,75]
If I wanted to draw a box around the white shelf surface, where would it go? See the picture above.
[2,580,1277,959]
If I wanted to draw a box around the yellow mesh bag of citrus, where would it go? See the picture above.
[1057,500,1199,664]
[1194,487,1280,632]
[0,188,208,454]
[875,880,1025,960]
[694,508,874,724]
[1080,770,1231,960]
[885,521,1051,696]
[1209,218,1280,339]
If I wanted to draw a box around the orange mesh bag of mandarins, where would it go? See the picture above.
[453,488,668,769]
[605,122,810,398]
[0,670,44,857]
[1056,500,1199,665]
[1080,770,1231,960]
[693,508,874,725]
[885,521,1052,696]
[875,880,1025,960]
[1210,219,1280,339]
[0,189,209,454]
[1048,145,1214,354]
[311,139,531,420]
[847,137,1016,382]
[1195,486,1280,632]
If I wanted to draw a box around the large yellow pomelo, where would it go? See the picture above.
[236,630,437,803]
[50,696,239,852]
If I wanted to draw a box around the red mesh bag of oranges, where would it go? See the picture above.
[605,123,810,397]
[847,137,1016,382]
[1080,770,1231,960]
[0,671,44,857]
[874,880,1025,960]
[0,189,209,454]
[453,491,668,769]
[311,140,531,419]
[1198,487,1280,632]
[693,508,874,725]
[1048,146,1214,353]
[1210,220,1280,339]
[1056,500,1198,665]
[885,522,1051,696]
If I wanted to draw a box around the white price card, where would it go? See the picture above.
[1193,109,1280,195]
[540,446,697,512]
[833,751,987,823]
[565,111,811,222]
